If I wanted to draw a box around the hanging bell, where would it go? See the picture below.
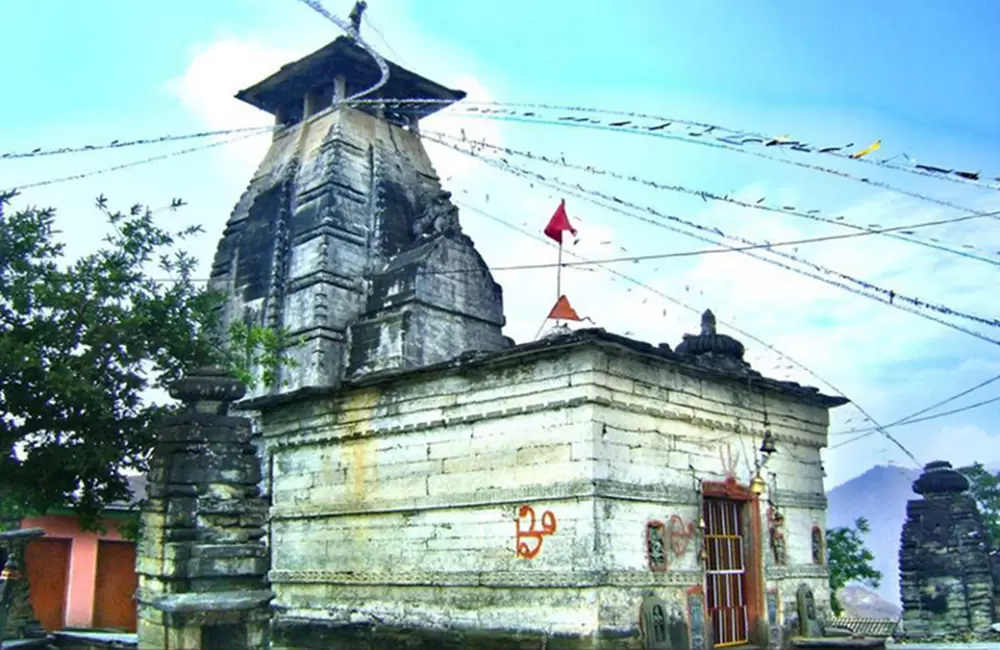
[750,472,767,495]
[759,429,778,456]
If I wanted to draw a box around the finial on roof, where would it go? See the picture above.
[675,308,745,361]
[700,309,717,336]
[349,1,368,35]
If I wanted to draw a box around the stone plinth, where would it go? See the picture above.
[898,461,996,639]
[136,368,271,650]
[247,325,846,649]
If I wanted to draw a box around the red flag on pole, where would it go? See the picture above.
[547,295,585,322]
[543,199,577,244]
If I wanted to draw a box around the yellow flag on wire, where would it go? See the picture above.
[851,140,882,159]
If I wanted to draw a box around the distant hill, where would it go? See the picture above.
[838,585,902,619]
[826,465,919,606]
[825,463,998,606]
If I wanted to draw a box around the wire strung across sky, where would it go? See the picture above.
[0,126,272,161]
[8,119,996,346]
[453,198,920,465]
[8,119,996,265]
[415,210,1000,275]
[446,111,1000,224]
[3,130,269,193]
[350,97,1000,193]
[831,371,1000,437]
[423,132,1000,346]
[423,129,1000,266]
[828,395,1000,449]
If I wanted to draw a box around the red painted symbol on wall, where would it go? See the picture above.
[668,514,696,556]
[515,505,557,559]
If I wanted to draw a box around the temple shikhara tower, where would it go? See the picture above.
[209,34,508,398]
[135,24,857,650]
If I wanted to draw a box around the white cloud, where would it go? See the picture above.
[165,39,304,178]
[916,424,1000,469]
[423,75,505,189]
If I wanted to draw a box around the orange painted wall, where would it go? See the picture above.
[21,514,133,629]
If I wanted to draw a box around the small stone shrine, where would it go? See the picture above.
[135,368,271,650]
[898,460,997,639]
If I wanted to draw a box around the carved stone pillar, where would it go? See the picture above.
[0,528,46,641]
[898,460,996,639]
[136,367,272,650]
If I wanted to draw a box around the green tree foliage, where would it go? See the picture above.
[958,462,1000,547]
[0,190,291,529]
[827,517,882,616]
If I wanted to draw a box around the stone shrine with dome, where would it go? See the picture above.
[898,460,999,639]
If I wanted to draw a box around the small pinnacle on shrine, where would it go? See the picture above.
[700,309,717,336]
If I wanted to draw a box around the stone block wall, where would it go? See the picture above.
[259,337,836,648]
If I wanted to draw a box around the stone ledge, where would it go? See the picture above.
[263,391,828,452]
[271,618,643,650]
[142,589,274,613]
[268,568,704,588]
[765,565,829,580]
[269,478,827,520]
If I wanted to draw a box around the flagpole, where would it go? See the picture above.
[556,240,563,326]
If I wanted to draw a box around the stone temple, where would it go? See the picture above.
[208,35,509,400]
[136,31,856,650]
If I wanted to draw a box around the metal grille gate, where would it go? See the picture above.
[703,498,749,647]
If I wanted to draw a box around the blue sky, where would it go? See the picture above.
[2,0,999,496]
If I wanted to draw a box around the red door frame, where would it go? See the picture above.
[702,477,763,647]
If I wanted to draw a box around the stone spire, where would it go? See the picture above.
[209,36,508,399]
[898,460,997,639]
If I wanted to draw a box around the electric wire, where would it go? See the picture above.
[831,371,1000,437]
[0,126,273,161]
[414,210,1000,275]
[423,129,1000,266]
[353,97,1000,193]
[828,395,1000,449]
[447,111,1000,223]
[5,131,266,193]
[424,133,1000,345]
[454,198,921,466]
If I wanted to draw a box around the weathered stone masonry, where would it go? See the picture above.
[246,328,845,649]
[136,369,271,650]
[899,460,997,639]
[209,36,508,402]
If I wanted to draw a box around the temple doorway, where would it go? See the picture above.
[703,497,750,647]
